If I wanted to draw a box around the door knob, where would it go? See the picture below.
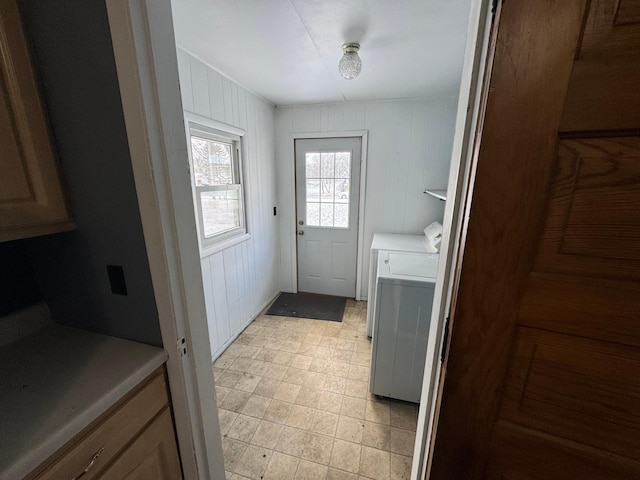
[298,220,304,225]
[298,230,304,236]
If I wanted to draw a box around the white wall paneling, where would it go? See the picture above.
[177,47,279,361]
[275,98,457,298]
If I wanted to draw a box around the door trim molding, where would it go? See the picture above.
[288,130,368,299]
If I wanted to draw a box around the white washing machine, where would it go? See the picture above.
[369,250,439,403]
[366,233,430,337]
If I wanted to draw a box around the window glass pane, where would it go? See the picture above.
[307,203,320,226]
[306,153,320,178]
[335,152,351,178]
[306,179,320,203]
[321,152,335,177]
[334,204,349,228]
[320,179,334,202]
[335,179,349,203]
[200,189,240,237]
[320,203,334,227]
[191,136,233,186]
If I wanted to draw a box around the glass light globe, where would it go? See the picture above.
[339,43,362,80]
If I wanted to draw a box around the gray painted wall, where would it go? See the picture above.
[18,0,161,346]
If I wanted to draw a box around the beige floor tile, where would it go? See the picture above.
[320,337,338,348]
[220,389,251,413]
[329,439,361,474]
[389,406,417,431]
[213,352,236,369]
[295,386,322,408]
[390,453,412,480]
[234,444,273,479]
[301,432,334,465]
[222,437,247,473]
[282,340,302,353]
[362,422,390,451]
[274,382,302,402]
[239,394,271,418]
[359,446,390,480]
[228,474,252,480]
[217,408,238,436]
[253,377,281,398]
[345,379,368,399]
[389,428,416,456]
[329,361,350,378]
[283,366,308,385]
[310,410,339,436]
[273,351,295,365]
[291,354,314,370]
[265,338,285,350]
[295,460,329,480]
[246,360,269,376]
[315,345,335,358]
[264,363,289,381]
[225,343,248,357]
[264,399,293,424]
[323,375,347,394]
[310,356,332,373]
[318,390,344,414]
[332,349,354,364]
[304,333,323,345]
[298,342,319,356]
[287,404,315,429]
[238,344,261,358]
[341,397,366,420]
[217,370,243,388]
[354,341,371,353]
[215,385,232,403]
[336,415,364,443]
[336,338,356,351]
[327,467,359,479]
[348,365,369,382]
[304,371,328,387]
[227,414,261,443]
[213,367,224,381]
[251,420,284,449]
[229,357,253,373]
[263,451,300,480]
[365,401,390,425]
[351,352,370,367]
[234,373,262,393]
[276,426,309,457]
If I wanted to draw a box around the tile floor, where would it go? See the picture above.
[212,299,418,480]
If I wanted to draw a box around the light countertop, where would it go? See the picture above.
[0,323,167,480]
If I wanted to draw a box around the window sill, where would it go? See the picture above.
[200,233,251,258]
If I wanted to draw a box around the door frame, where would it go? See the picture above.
[288,131,368,299]
[105,1,225,478]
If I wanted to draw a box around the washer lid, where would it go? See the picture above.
[388,252,439,278]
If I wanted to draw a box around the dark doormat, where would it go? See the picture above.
[266,292,346,322]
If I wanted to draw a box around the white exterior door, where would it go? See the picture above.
[295,137,361,297]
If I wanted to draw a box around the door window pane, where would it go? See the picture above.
[320,203,334,227]
[334,204,349,228]
[307,203,320,226]
[303,150,352,229]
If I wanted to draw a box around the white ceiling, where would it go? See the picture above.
[170,0,472,106]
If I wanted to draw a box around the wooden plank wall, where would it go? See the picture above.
[176,48,279,360]
[275,98,457,297]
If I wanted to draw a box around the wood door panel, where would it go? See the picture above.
[486,422,640,480]
[500,327,640,461]
[519,273,640,347]
[535,137,640,280]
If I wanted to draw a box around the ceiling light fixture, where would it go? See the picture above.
[338,43,362,80]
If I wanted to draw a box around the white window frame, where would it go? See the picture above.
[185,112,249,256]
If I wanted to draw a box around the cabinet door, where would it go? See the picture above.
[96,409,182,480]
[0,0,73,241]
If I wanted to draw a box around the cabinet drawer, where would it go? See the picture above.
[31,370,168,480]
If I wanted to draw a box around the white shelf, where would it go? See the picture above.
[423,189,447,201]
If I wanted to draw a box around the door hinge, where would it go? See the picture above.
[440,316,450,363]
[178,337,188,357]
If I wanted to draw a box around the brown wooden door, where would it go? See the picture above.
[429,0,640,478]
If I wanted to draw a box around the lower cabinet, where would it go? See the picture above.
[28,367,182,480]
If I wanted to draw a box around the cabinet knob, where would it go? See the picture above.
[71,446,105,480]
